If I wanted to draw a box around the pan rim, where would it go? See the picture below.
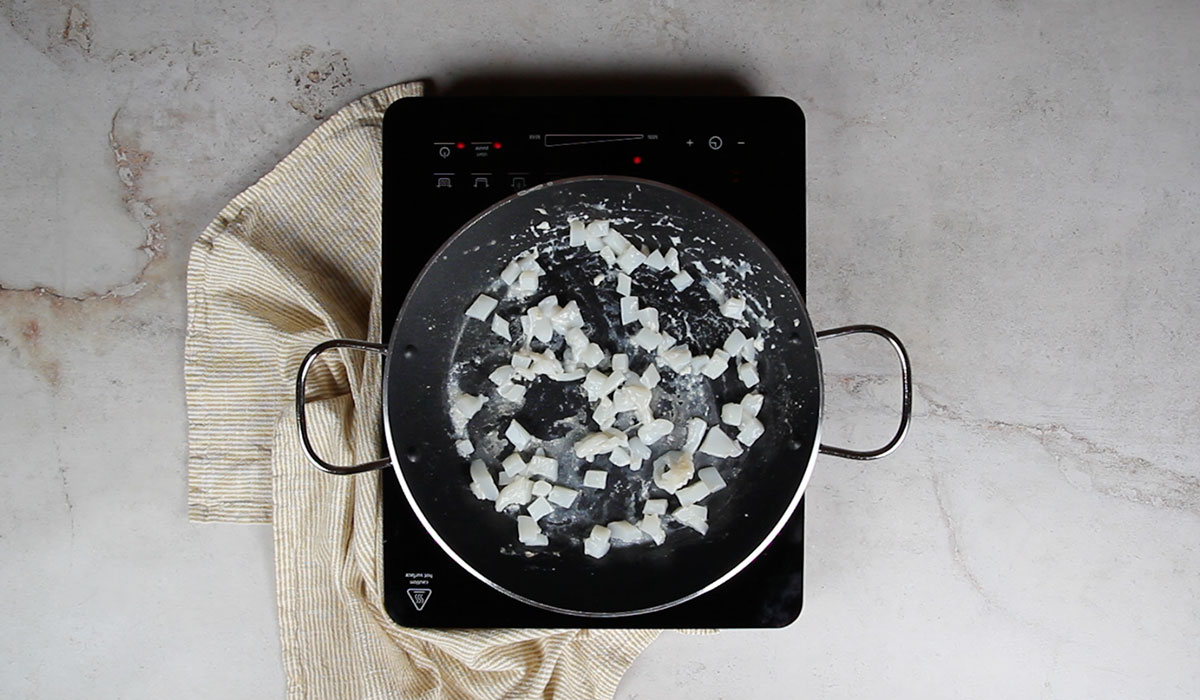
[381,175,822,617]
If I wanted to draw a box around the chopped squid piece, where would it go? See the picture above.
[700,349,731,379]
[573,430,626,461]
[653,450,694,494]
[585,219,610,241]
[600,370,625,397]
[497,472,513,487]
[676,480,712,507]
[721,402,743,426]
[583,470,608,489]
[738,361,760,388]
[500,259,522,285]
[631,327,661,352]
[664,247,681,274]
[611,353,629,372]
[644,249,666,271]
[449,393,487,433]
[514,270,539,297]
[489,365,516,386]
[578,342,605,368]
[689,354,711,375]
[620,296,640,325]
[537,295,559,312]
[592,274,605,285]
[527,496,555,522]
[599,246,617,266]
[526,454,558,481]
[550,300,583,333]
[527,309,553,344]
[616,246,647,273]
[609,446,631,467]
[638,514,667,545]
[637,418,674,446]
[698,466,727,494]
[737,416,765,447]
[511,351,535,370]
[616,272,632,297]
[723,329,748,356]
[505,420,535,452]
[548,484,579,508]
[699,425,744,458]
[584,525,612,559]
[660,345,693,374]
[608,520,645,543]
[531,480,553,498]
[455,439,474,458]
[495,475,534,512]
[602,229,632,256]
[670,271,694,291]
[496,382,526,403]
[740,392,764,417]
[640,364,660,388]
[643,498,668,516]
[612,385,652,415]
[465,294,498,321]
[593,397,617,430]
[672,504,709,535]
[583,370,609,402]
[491,315,512,341]
[564,327,589,351]
[703,279,725,305]
[517,515,547,545]
[637,307,660,332]
[469,460,499,501]
[501,453,527,477]
[683,417,708,454]
[568,218,586,246]
[655,330,676,354]
[720,296,747,320]
[628,436,652,462]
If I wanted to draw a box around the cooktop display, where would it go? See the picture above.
[381,96,806,627]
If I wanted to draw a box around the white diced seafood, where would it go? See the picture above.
[652,450,694,494]
[637,418,674,446]
[469,460,498,501]
[683,417,708,454]
[616,273,632,297]
[548,484,578,508]
[620,296,640,325]
[697,466,727,494]
[527,496,555,522]
[583,470,608,489]
[501,452,527,477]
[495,475,534,511]
[643,498,668,516]
[517,515,545,544]
[740,392,764,417]
[672,504,709,535]
[737,416,765,447]
[526,454,558,481]
[675,480,712,507]
[505,419,534,451]
[699,425,743,458]
[721,402,743,426]
[720,296,747,320]
[531,480,553,498]
[670,271,694,291]
[700,349,731,379]
[465,294,498,321]
[638,514,666,545]
[738,361,760,388]
[455,439,474,458]
[608,520,645,543]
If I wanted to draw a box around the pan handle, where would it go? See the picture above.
[816,325,912,461]
[295,338,392,475]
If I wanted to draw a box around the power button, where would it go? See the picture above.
[708,135,723,150]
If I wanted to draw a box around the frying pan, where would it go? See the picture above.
[296,176,911,617]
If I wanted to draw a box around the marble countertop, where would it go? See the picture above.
[2,1,1196,697]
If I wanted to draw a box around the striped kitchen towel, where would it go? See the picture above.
[185,81,660,699]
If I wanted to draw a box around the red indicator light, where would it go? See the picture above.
[493,141,503,149]
[632,156,643,164]
[456,142,465,150]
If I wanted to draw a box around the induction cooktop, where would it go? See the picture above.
[381,96,806,627]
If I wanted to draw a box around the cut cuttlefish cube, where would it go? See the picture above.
[465,294,498,321]
[584,524,611,559]
[517,515,548,546]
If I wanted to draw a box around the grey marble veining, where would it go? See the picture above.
[1,1,1197,697]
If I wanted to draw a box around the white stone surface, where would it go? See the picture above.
[1,1,1197,698]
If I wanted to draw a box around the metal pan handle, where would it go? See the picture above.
[816,325,912,461]
[295,338,392,474]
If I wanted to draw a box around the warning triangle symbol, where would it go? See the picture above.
[407,588,432,611]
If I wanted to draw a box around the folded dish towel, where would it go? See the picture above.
[185,81,660,699]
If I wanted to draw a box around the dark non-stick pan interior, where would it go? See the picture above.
[384,177,820,615]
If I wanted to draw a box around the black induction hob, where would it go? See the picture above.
[381,96,806,628]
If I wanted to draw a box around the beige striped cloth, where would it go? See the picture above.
[185,82,661,699]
